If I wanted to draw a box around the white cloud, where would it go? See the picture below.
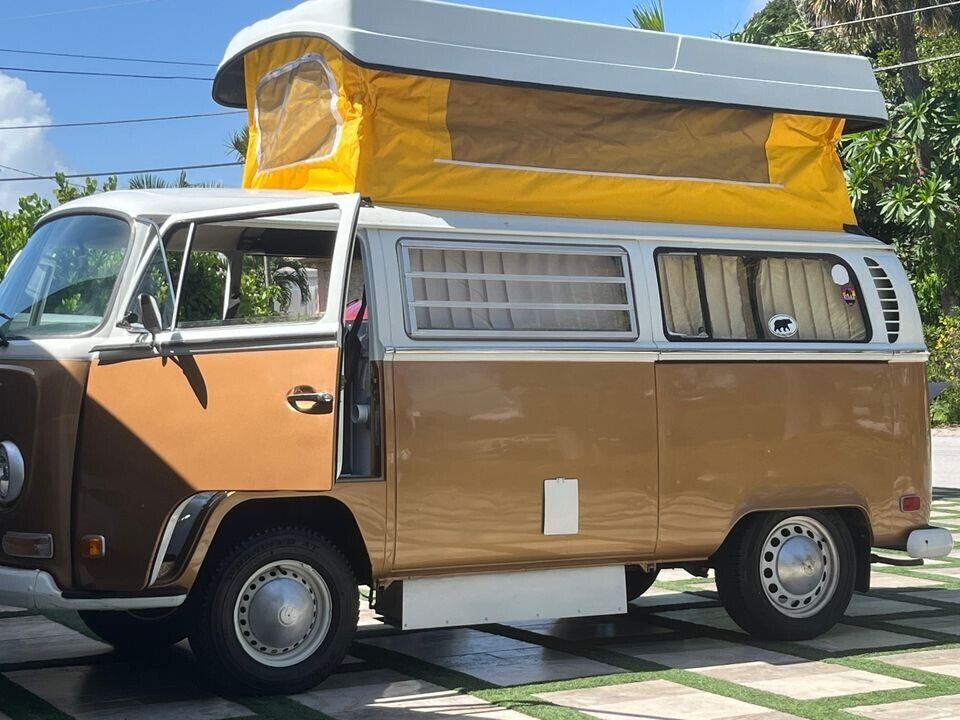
[0,73,64,211]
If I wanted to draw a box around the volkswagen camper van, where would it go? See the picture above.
[0,0,954,695]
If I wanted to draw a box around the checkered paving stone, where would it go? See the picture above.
[795,623,927,653]
[865,571,946,589]
[610,637,918,700]
[654,606,928,651]
[2,494,960,720]
[629,588,718,609]
[842,595,935,617]
[904,588,960,604]
[879,648,960,679]
[890,615,960,637]
[291,669,530,719]
[537,679,801,720]
[848,694,960,719]
[359,627,622,686]
[924,565,960,577]
[0,615,111,665]
[4,664,249,720]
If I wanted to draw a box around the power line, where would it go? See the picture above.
[0,66,212,82]
[0,110,245,131]
[1,0,164,22]
[875,50,960,71]
[0,47,216,68]
[0,162,243,184]
[0,163,48,179]
[776,0,960,39]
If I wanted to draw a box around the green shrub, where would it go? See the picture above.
[927,314,960,425]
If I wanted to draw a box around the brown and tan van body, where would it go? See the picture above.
[0,189,950,694]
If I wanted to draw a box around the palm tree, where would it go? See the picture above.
[630,0,665,31]
[128,170,221,190]
[228,127,250,164]
[799,0,960,98]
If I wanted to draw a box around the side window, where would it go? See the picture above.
[127,224,339,331]
[255,54,342,172]
[126,246,175,328]
[657,249,868,342]
[656,253,706,338]
[400,239,637,339]
[169,251,229,329]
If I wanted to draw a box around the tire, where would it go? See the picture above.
[715,510,855,640]
[79,606,193,650]
[189,527,358,695]
[625,566,660,602]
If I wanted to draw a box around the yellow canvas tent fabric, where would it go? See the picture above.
[241,37,856,231]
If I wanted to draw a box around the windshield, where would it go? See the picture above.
[0,214,131,339]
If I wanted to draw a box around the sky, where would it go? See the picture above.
[0,0,766,210]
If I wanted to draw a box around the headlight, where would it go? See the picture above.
[0,441,25,506]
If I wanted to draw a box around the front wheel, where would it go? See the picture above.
[189,528,358,695]
[715,511,855,640]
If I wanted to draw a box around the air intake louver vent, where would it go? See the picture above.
[865,258,899,343]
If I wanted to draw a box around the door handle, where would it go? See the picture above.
[287,386,334,415]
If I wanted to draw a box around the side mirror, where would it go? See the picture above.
[138,293,163,337]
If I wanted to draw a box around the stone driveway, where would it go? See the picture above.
[1,491,959,720]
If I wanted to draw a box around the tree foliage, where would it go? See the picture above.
[629,1,665,31]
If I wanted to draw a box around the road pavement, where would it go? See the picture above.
[933,433,960,489]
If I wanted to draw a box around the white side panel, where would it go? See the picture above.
[399,565,626,630]
[543,478,579,536]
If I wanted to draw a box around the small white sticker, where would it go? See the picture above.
[768,314,798,338]
[831,264,850,285]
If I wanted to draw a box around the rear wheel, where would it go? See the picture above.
[715,511,855,640]
[189,527,358,695]
[79,606,193,650]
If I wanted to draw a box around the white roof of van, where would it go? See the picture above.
[42,189,888,249]
[213,0,888,130]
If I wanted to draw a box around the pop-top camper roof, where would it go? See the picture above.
[213,0,888,232]
[214,0,887,130]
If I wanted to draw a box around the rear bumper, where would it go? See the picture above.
[0,566,185,611]
[907,527,954,559]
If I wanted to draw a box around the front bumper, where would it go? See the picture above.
[0,566,185,611]
[907,527,955,559]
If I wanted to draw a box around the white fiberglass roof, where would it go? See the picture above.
[214,0,888,130]
[43,189,887,250]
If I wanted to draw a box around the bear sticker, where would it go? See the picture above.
[768,314,798,338]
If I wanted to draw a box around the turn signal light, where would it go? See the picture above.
[900,495,922,512]
[2,532,54,559]
[80,535,106,559]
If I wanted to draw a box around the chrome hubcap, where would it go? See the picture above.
[760,516,839,618]
[234,560,332,667]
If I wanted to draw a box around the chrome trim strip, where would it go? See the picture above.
[0,567,185,611]
[386,349,929,363]
[388,349,659,362]
[148,496,196,587]
[657,351,899,363]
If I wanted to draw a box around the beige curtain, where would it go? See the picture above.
[407,246,632,333]
[701,254,757,339]
[657,254,705,338]
[756,258,866,341]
